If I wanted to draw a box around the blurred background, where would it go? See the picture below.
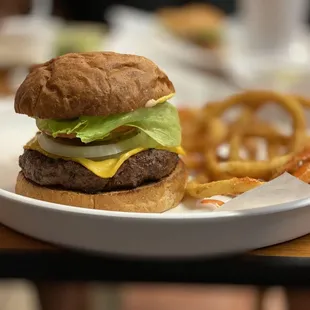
[1,0,310,309]
[1,0,310,105]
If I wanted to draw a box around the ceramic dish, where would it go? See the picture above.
[1,102,310,258]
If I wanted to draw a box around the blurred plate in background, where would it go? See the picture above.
[104,6,236,105]
[105,5,224,71]
[105,5,310,95]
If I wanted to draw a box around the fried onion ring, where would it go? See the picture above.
[180,90,310,202]
[203,90,306,181]
[293,162,310,183]
[228,108,254,160]
[208,90,306,152]
[272,147,310,179]
[205,149,291,180]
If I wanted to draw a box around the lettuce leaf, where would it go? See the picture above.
[36,102,181,146]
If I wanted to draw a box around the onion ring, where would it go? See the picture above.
[292,162,310,183]
[180,90,310,202]
[228,108,254,160]
[272,147,310,179]
[208,90,306,152]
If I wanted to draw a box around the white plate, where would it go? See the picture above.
[2,102,310,258]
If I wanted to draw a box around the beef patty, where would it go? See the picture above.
[19,149,179,193]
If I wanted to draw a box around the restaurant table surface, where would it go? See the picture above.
[1,224,310,285]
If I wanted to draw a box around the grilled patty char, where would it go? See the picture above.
[19,149,179,193]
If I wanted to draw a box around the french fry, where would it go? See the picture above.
[186,178,264,198]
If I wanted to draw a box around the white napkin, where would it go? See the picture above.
[215,173,310,212]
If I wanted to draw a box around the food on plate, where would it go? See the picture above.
[180,90,310,199]
[187,178,265,198]
[272,147,310,183]
[196,198,225,211]
[14,52,188,212]
[158,3,224,49]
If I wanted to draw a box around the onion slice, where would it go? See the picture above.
[37,132,152,159]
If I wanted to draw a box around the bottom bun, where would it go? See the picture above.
[15,160,188,213]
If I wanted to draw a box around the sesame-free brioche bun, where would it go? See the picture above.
[15,52,175,119]
[15,160,187,213]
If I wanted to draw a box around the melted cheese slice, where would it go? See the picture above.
[24,135,184,179]
[156,93,175,103]
[145,93,175,108]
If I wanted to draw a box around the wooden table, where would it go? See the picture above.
[2,224,310,285]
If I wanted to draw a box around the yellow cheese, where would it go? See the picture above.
[24,136,184,179]
[145,93,175,108]
[155,93,175,104]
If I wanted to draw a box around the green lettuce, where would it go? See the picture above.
[36,101,181,146]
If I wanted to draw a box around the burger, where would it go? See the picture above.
[14,52,187,212]
[158,3,224,49]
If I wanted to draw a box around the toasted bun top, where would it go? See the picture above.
[15,52,175,119]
